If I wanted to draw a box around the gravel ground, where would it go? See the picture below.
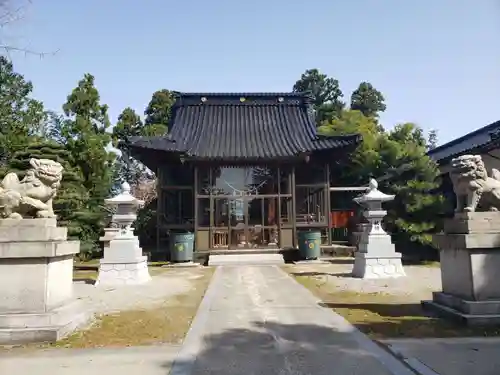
[289,260,441,300]
[74,267,208,314]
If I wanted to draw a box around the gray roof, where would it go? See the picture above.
[127,92,361,164]
[427,120,500,163]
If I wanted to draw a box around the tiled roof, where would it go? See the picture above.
[427,120,500,163]
[127,92,361,162]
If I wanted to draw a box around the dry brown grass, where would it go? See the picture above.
[73,269,97,283]
[57,267,214,348]
[291,271,500,339]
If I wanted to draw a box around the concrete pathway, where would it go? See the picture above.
[170,266,414,375]
[1,266,415,374]
[0,345,180,375]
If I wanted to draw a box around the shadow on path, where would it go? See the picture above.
[162,321,409,375]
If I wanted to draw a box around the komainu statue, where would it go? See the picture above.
[0,158,63,219]
[450,154,500,213]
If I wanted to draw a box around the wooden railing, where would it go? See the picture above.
[212,230,228,247]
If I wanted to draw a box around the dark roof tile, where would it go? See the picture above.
[428,120,500,163]
[128,92,360,162]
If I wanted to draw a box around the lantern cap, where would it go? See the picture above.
[104,181,144,207]
[354,178,395,204]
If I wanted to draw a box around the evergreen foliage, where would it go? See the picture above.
[57,73,116,259]
[0,56,47,174]
[319,111,446,246]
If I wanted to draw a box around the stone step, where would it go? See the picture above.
[206,248,283,256]
[208,253,285,266]
[0,301,92,345]
[0,240,79,258]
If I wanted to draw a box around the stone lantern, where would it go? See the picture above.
[96,182,151,286]
[105,182,143,238]
[351,179,405,279]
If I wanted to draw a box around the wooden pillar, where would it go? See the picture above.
[193,165,199,251]
[277,166,282,244]
[325,162,332,245]
[291,166,297,247]
[156,167,162,255]
[209,166,214,249]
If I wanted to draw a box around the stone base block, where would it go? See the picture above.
[99,227,120,251]
[351,252,405,279]
[433,232,500,250]
[208,254,285,266]
[0,300,92,345]
[422,295,500,326]
[438,245,500,301]
[103,236,143,263]
[95,256,151,286]
[0,218,68,243]
[0,244,79,314]
[444,212,500,234]
[429,291,500,314]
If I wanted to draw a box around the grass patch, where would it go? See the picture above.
[51,267,214,348]
[148,261,172,267]
[292,273,500,339]
[402,259,440,268]
[73,269,97,283]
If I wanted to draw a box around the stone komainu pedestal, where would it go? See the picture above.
[422,212,500,325]
[0,219,91,344]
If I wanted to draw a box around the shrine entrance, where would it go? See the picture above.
[224,197,279,249]
[208,167,281,249]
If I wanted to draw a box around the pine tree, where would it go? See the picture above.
[59,73,116,258]
[0,57,46,173]
[293,69,345,124]
[319,112,446,249]
[380,124,447,246]
[427,129,438,150]
[350,82,386,118]
[144,89,176,134]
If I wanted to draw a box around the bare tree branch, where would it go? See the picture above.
[0,0,57,58]
[131,178,157,205]
[0,0,30,26]
[0,44,59,58]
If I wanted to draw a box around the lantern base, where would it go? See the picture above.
[352,252,406,279]
[96,256,151,286]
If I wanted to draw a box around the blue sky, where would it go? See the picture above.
[8,0,500,145]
